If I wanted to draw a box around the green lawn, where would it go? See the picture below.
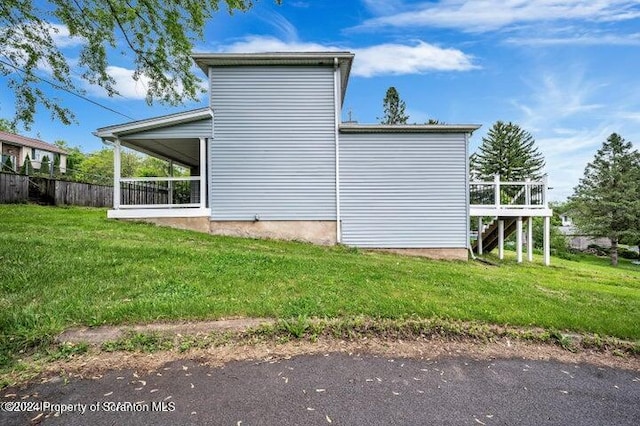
[1,205,639,362]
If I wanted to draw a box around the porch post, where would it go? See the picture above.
[527,217,534,262]
[498,219,504,260]
[477,217,483,255]
[168,160,174,205]
[494,174,500,208]
[113,139,121,209]
[199,137,207,209]
[544,216,551,266]
[516,216,523,263]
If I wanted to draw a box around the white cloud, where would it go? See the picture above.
[356,0,640,33]
[506,32,640,46]
[222,36,336,53]
[512,70,605,133]
[353,41,477,76]
[220,36,477,76]
[82,66,150,100]
[496,69,640,201]
[361,0,406,15]
[621,112,640,122]
[258,11,299,41]
[48,23,84,48]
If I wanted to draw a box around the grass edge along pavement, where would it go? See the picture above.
[0,205,638,373]
[2,316,640,388]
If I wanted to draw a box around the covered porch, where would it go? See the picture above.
[94,108,212,219]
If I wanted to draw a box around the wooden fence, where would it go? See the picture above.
[0,173,29,203]
[29,177,113,207]
[0,172,113,207]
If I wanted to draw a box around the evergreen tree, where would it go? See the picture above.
[569,133,640,266]
[379,87,409,124]
[471,121,545,181]
[2,156,13,172]
[39,155,51,175]
[53,154,61,176]
[21,154,33,175]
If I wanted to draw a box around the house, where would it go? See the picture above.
[0,130,68,173]
[558,213,612,250]
[95,51,553,263]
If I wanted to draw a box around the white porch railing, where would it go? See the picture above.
[118,176,203,209]
[470,174,548,209]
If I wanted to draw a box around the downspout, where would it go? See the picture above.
[208,66,215,212]
[465,132,471,254]
[333,57,342,244]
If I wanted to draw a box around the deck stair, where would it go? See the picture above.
[472,216,528,254]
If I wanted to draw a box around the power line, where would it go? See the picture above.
[0,58,136,121]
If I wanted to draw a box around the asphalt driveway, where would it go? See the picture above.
[2,353,639,425]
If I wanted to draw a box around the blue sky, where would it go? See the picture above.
[2,0,640,201]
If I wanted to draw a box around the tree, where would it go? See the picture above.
[0,118,16,133]
[54,140,86,176]
[53,154,61,175]
[1,0,270,129]
[2,156,13,171]
[471,121,545,181]
[379,87,409,124]
[77,148,139,184]
[20,154,33,175]
[569,133,640,266]
[39,155,51,175]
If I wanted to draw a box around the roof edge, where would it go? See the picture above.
[94,107,211,140]
[0,130,68,154]
[339,124,482,134]
[192,51,355,105]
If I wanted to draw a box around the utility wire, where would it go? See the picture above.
[0,58,136,121]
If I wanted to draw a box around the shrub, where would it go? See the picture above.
[20,154,33,175]
[619,248,640,260]
[39,155,51,175]
[2,156,13,171]
[587,244,610,256]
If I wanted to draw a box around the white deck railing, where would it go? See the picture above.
[118,176,203,209]
[470,175,548,209]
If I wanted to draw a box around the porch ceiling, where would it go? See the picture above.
[94,108,211,168]
[120,138,200,168]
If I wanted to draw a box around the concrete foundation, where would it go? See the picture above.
[209,220,337,245]
[120,217,467,261]
[371,248,469,261]
[125,216,211,234]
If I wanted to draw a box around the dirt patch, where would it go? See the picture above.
[28,336,640,387]
[55,318,274,345]
[5,318,637,388]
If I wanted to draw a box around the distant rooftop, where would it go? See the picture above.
[0,130,68,154]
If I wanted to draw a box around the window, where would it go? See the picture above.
[1,154,17,171]
[32,149,54,162]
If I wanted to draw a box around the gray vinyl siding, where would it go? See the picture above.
[209,66,336,220]
[121,118,212,139]
[339,133,468,248]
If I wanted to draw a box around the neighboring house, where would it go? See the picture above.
[558,213,611,250]
[0,130,68,173]
[95,51,553,263]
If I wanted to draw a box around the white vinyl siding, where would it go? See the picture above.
[339,132,468,248]
[209,66,336,220]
